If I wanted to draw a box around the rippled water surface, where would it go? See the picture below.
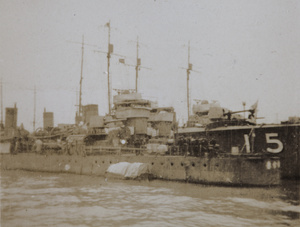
[1,170,299,227]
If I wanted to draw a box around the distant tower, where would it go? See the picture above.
[5,103,18,130]
[43,108,54,129]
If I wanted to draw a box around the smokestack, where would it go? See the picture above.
[43,110,54,129]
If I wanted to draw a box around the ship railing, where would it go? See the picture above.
[85,146,146,156]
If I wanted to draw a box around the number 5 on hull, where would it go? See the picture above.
[265,133,283,153]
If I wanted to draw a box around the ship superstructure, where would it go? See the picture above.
[84,89,176,149]
[178,99,300,179]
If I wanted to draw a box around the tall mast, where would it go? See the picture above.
[67,35,95,124]
[106,21,112,114]
[79,35,84,118]
[94,21,120,115]
[33,85,36,131]
[182,41,200,123]
[135,36,140,92]
[119,37,150,92]
[187,41,191,121]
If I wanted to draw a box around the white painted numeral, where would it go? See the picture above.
[265,133,283,153]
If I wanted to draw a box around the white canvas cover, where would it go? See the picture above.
[106,162,149,178]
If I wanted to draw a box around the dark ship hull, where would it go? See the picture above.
[1,151,280,186]
[177,123,300,179]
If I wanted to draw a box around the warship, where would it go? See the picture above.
[177,99,299,179]
[0,91,281,186]
[0,27,296,186]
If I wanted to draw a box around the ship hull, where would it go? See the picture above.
[177,124,300,179]
[1,153,280,186]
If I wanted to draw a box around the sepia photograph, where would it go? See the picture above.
[1,0,299,226]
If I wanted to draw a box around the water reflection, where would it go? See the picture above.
[1,170,299,227]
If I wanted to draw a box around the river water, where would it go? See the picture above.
[1,170,299,227]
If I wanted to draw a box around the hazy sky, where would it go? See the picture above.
[1,0,299,131]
